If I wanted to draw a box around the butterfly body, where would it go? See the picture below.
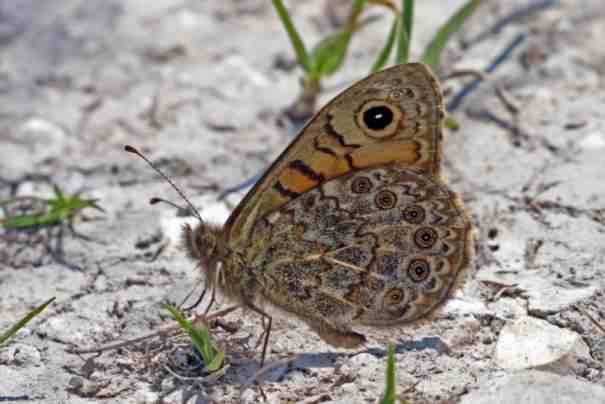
[182,63,473,357]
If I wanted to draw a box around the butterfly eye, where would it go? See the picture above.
[407,258,431,282]
[357,101,401,139]
[413,227,438,249]
[385,288,405,305]
[351,176,373,194]
[402,205,425,224]
[375,190,398,210]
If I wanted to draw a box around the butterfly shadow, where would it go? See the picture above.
[162,336,449,403]
[229,335,449,384]
[367,336,451,357]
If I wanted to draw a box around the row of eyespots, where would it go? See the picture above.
[350,176,399,210]
[350,176,431,219]
[384,256,432,306]
[350,177,440,248]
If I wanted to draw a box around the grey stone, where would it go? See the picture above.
[495,316,590,372]
[460,370,605,404]
[0,343,42,367]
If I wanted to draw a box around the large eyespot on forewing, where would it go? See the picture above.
[356,100,402,139]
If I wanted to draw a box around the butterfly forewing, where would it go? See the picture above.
[224,63,444,250]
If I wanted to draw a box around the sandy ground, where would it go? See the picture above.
[1,1,604,403]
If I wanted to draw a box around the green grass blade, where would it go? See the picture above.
[444,115,460,130]
[206,348,225,372]
[309,31,351,78]
[396,0,413,63]
[48,194,102,217]
[380,344,397,404]
[164,304,224,372]
[349,0,368,22]
[51,185,65,203]
[164,305,210,360]
[0,297,56,346]
[1,193,103,229]
[1,212,60,229]
[309,0,367,79]
[371,17,399,72]
[272,0,311,72]
[0,197,51,229]
[420,0,482,70]
[402,0,414,39]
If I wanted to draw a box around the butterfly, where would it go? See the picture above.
[133,62,473,366]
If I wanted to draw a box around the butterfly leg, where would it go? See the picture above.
[203,282,218,315]
[246,303,273,367]
[254,315,267,349]
[180,281,208,311]
[204,305,240,321]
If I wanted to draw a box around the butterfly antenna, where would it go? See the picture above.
[124,145,204,223]
[150,197,188,212]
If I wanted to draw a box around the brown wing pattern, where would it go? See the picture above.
[225,63,444,249]
[245,166,472,337]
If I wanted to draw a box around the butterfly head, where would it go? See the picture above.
[181,221,226,270]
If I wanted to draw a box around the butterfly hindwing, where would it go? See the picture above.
[243,165,472,336]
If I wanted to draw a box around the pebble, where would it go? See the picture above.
[578,132,605,149]
[443,295,494,318]
[0,343,42,367]
[460,370,605,404]
[487,297,527,319]
[495,316,589,372]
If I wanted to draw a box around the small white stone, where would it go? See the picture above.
[443,295,493,318]
[0,344,41,367]
[222,55,270,88]
[132,384,159,404]
[160,377,175,392]
[527,284,597,316]
[17,117,66,143]
[14,327,32,340]
[460,370,605,404]
[348,353,381,380]
[39,316,88,345]
[578,132,605,149]
[338,382,358,395]
[178,9,202,28]
[495,316,585,371]
[487,297,527,319]
[239,387,257,404]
